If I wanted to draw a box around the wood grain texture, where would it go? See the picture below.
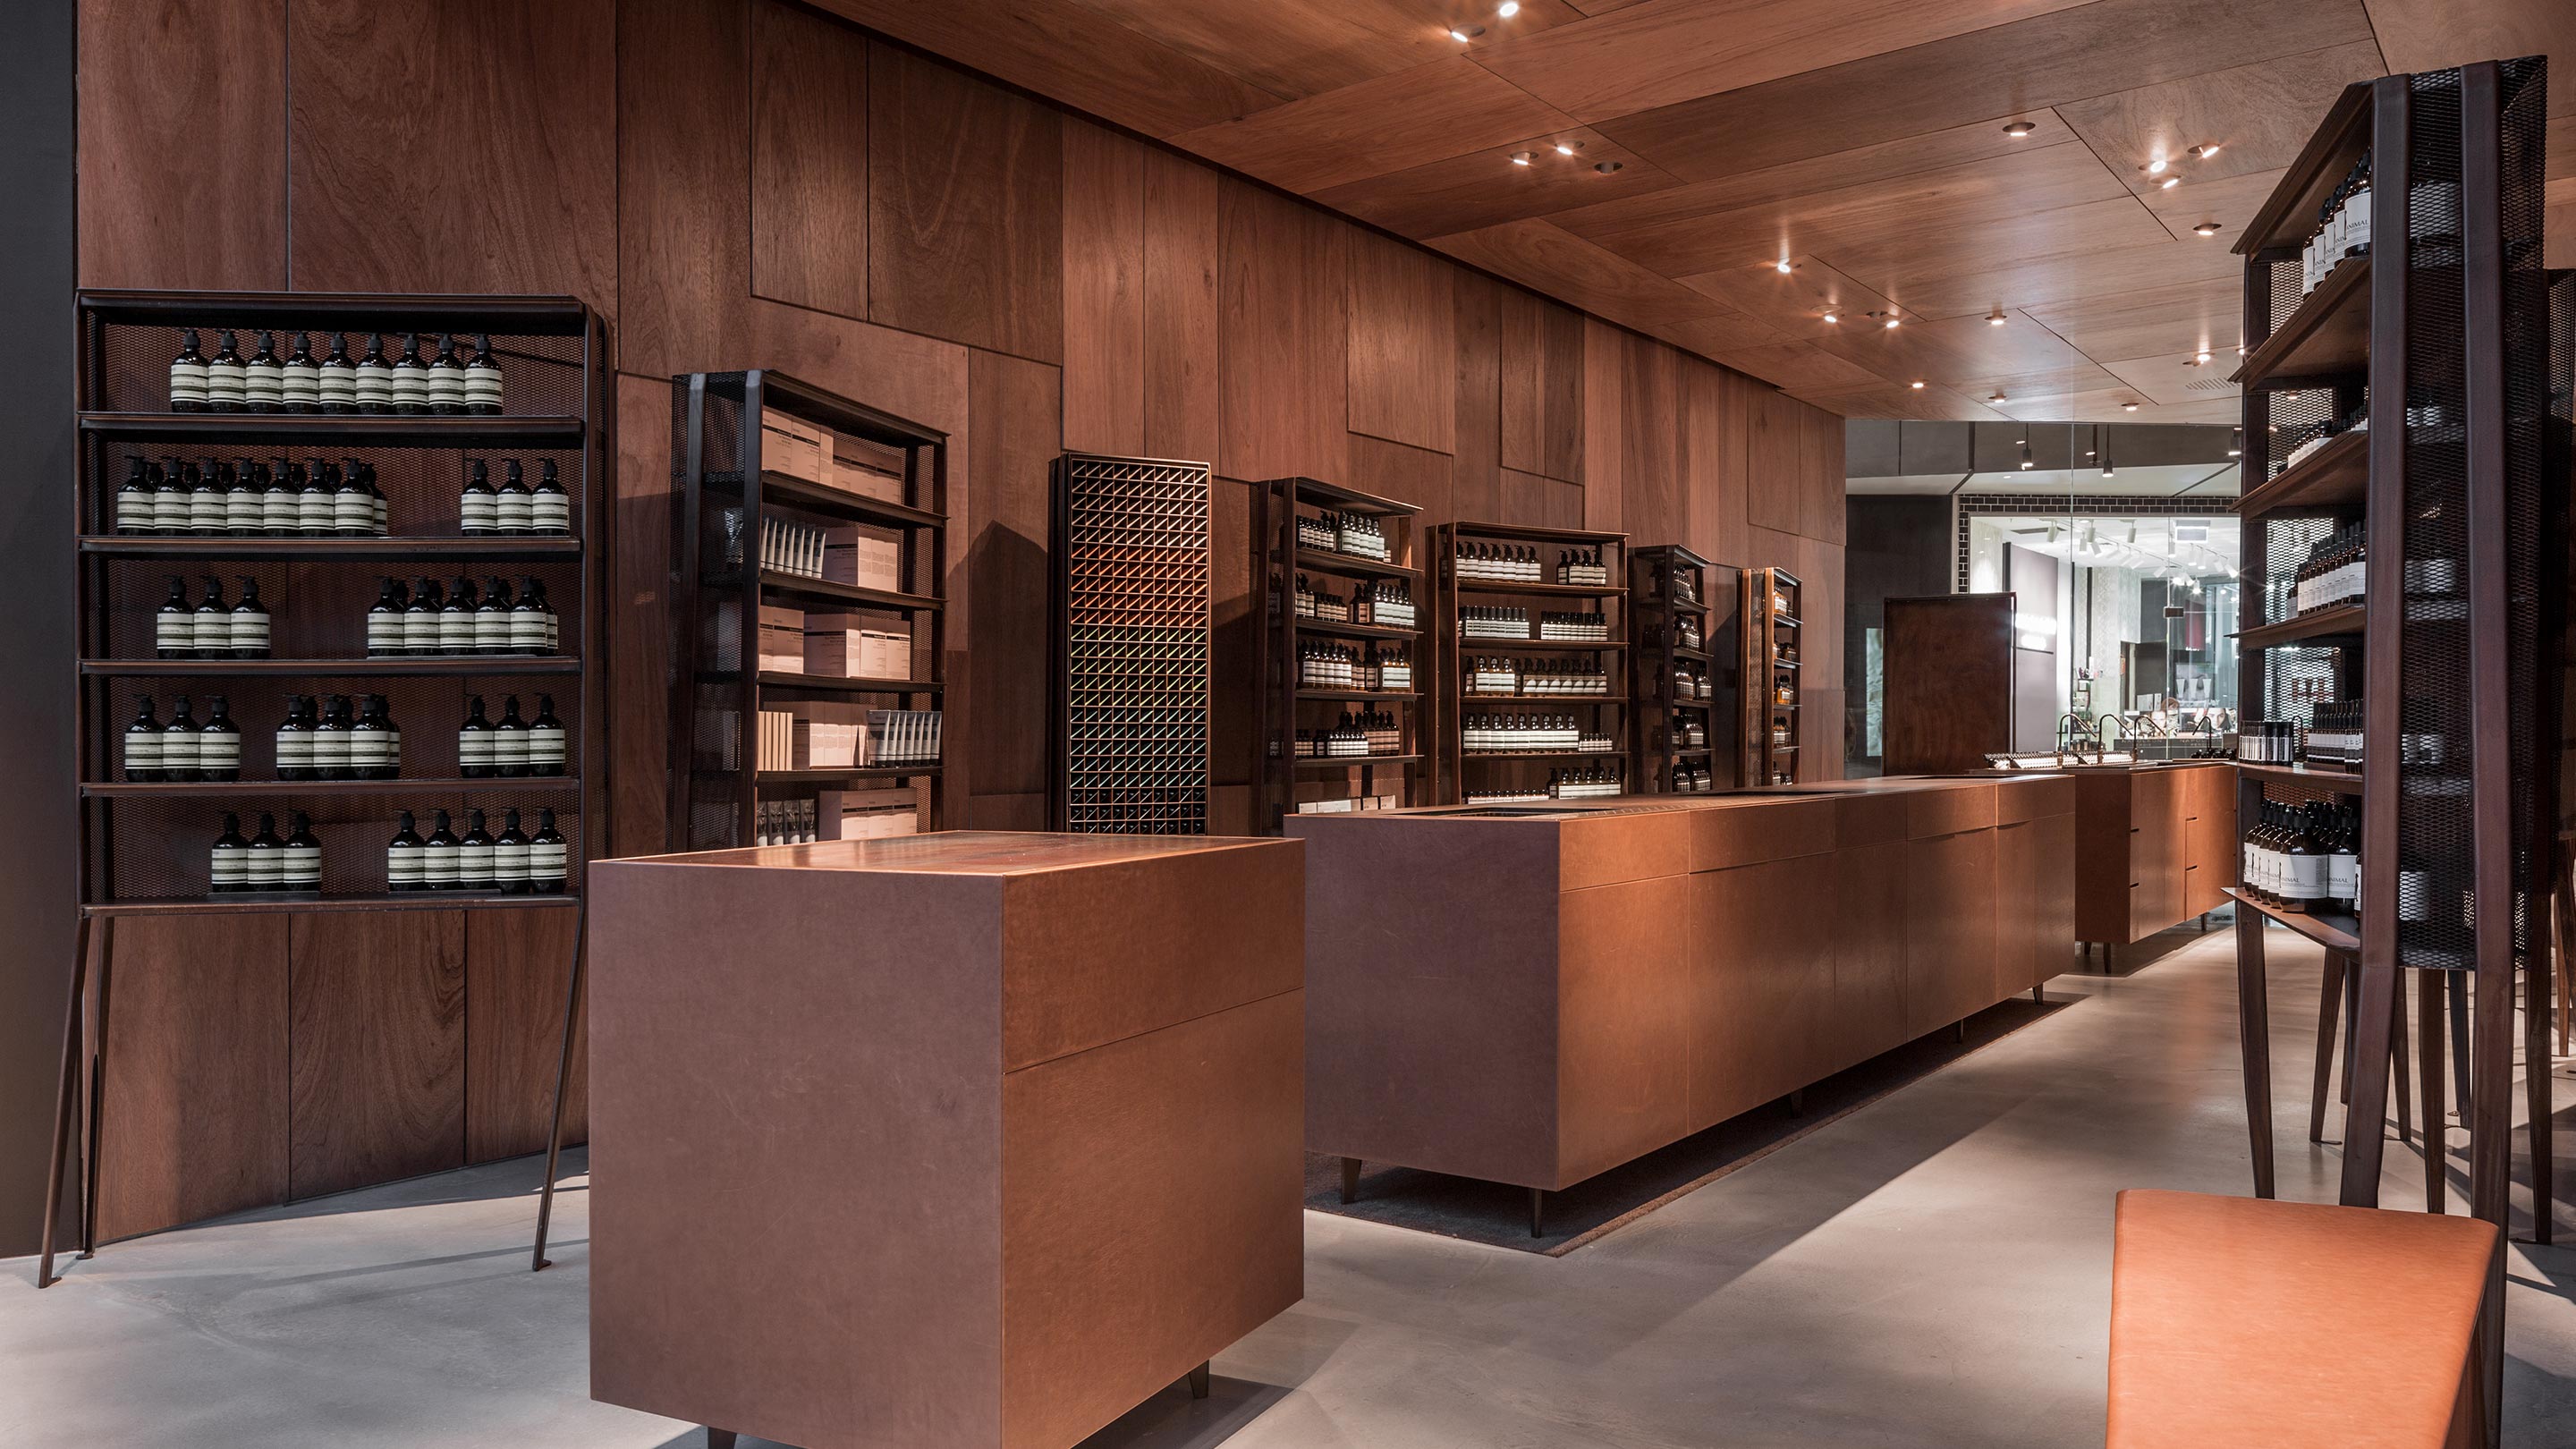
[1061,118,1147,455]
[610,371,675,856]
[1743,388,1804,534]
[618,0,752,379]
[1065,0,1583,103]
[869,45,1063,363]
[1903,826,2000,1038]
[1580,316,1623,531]
[95,913,290,1243]
[1219,180,1348,481]
[750,0,871,321]
[286,0,614,316]
[1312,127,1681,241]
[1348,433,1453,533]
[1557,877,1691,1182]
[288,909,465,1199]
[1618,334,1682,546]
[1681,359,1748,568]
[965,349,1061,802]
[1428,220,1777,357]
[78,0,287,290]
[1500,290,1585,483]
[1173,57,1576,195]
[2056,41,2386,199]
[1347,230,1456,453]
[1800,402,1848,546]
[1504,470,1585,530]
[1883,595,2015,775]
[1448,272,1506,525]
[1142,147,1222,464]
[465,905,584,1163]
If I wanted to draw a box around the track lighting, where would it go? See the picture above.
[2020,440,2034,470]
[2228,427,2242,458]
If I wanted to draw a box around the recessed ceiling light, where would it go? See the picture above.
[1990,392,2008,402]
[1775,258,1794,273]
[1510,151,1533,166]
[2157,175,2181,190]
[1594,160,1623,174]
[2191,222,2222,236]
[2122,401,2140,411]
[1910,380,1926,389]
[2146,157,2168,175]
[1883,315,1901,329]
[2004,121,2037,137]
[1555,140,1583,157]
[1449,24,1484,40]
[1987,309,2007,326]
[1497,0,1520,14]
[1820,310,1839,324]
[2196,349,2213,363]
[2189,142,2219,159]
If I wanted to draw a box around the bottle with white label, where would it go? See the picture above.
[260,458,300,534]
[404,578,444,655]
[122,697,163,781]
[310,694,352,780]
[283,811,322,894]
[422,809,461,891]
[275,696,316,781]
[386,810,426,893]
[143,456,182,534]
[439,577,479,654]
[463,335,504,415]
[388,332,429,416]
[529,808,567,894]
[457,809,496,893]
[114,458,151,534]
[524,578,559,653]
[359,459,388,535]
[494,695,530,778]
[530,460,571,535]
[316,333,355,413]
[192,577,228,647]
[228,577,269,658]
[156,576,193,657]
[426,334,467,416]
[354,334,394,414]
[510,579,549,654]
[225,458,263,534]
[495,809,530,894]
[365,580,406,657]
[209,812,250,895]
[333,461,374,537]
[496,460,533,534]
[187,462,226,536]
[458,696,496,778]
[206,329,246,411]
[296,461,337,536]
[197,695,241,781]
[475,576,513,653]
[242,811,284,892]
[159,693,201,779]
[242,331,284,413]
[528,694,566,775]
[461,459,498,536]
[349,694,396,780]
[280,332,319,413]
[2327,802,2360,916]
[169,328,208,412]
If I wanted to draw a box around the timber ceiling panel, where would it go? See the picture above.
[858,0,2574,421]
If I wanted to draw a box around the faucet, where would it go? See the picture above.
[2056,713,2101,762]
[2096,713,2127,754]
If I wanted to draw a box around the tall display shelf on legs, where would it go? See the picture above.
[1630,545,1733,793]
[42,291,606,1288]
[1251,478,1425,829]
[664,371,948,850]
[1433,521,1629,804]
[2224,59,2569,1436]
[1741,567,1805,785]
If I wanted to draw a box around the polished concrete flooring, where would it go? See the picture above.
[6,920,2575,1447]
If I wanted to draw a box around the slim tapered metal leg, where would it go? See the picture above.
[2234,906,2276,1198]
[2450,970,2471,1115]
[1337,1157,1360,1204]
[2031,984,2044,1004]
[1786,1087,1805,1115]
[1953,1019,1966,1044]
[2421,967,2447,1213]
[36,915,95,1289]
[1187,1361,1211,1400]
[2390,979,2413,1143]
[532,902,588,1271]
[2312,951,2346,1142]
[1529,1187,1546,1238]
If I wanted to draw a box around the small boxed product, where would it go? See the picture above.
[793,716,861,770]
[756,709,795,771]
[823,434,910,505]
[824,525,903,592]
[804,612,912,680]
[760,407,826,483]
[758,605,806,674]
[819,790,919,840]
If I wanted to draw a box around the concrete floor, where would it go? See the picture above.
[6,920,2575,1447]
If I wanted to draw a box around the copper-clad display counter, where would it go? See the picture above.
[587,832,1305,1449]
[1288,776,2073,1217]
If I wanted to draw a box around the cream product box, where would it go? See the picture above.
[759,407,826,483]
[804,612,911,680]
[824,526,902,592]
[758,605,805,674]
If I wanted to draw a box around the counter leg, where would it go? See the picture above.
[2450,971,2471,1118]
[2421,967,2447,1213]
[1188,1361,1211,1400]
[1786,1088,1805,1115]
[36,915,92,1289]
[1529,1188,1546,1238]
[1337,1157,1360,1205]
[1953,1019,1966,1044]
[2389,979,2412,1143]
[2312,951,2346,1142]
[704,1431,734,1449]
[2234,905,2275,1199]
[2031,985,2045,1004]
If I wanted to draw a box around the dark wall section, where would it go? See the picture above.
[1843,496,1952,775]
[0,0,78,1256]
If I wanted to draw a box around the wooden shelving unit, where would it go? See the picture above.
[2226,62,2567,1288]
[1741,567,1803,785]
[1253,477,1425,831]
[1630,545,1731,794]
[1433,521,1629,804]
[667,371,947,849]
[47,289,610,1285]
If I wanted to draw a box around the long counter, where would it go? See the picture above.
[1286,776,2074,1214]
[587,832,1306,1449]
[2067,761,2236,960]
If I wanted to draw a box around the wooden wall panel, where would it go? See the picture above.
[1348,434,1453,535]
[1799,402,1848,546]
[619,0,752,379]
[965,350,1063,804]
[751,0,871,322]
[1218,181,1348,482]
[1500,292,1584,485]
[1504,470,1585,530]
[77,0,287,290]
[1346,231,1455,453]
[95,913,290,1243]
[1450,272,1505,524]
[869,46,1063,364]
[1142,148,1222,465]
[1681,359,1748,568]
[1210,478,1258,793]
[1618,335,1682,547]
[1580,317,1623,531]
[465,907,585,1163]
[610,371,677,857]
[289,910,465,1200]
[1744,388,1804,534]
[1062,119,1147,455]
[286,1,614,316]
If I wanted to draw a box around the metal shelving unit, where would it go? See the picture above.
[1741,567,1803,785]
[1252,477,1425,831]
[1433,521,1629,804]
[1630,545,1734,794]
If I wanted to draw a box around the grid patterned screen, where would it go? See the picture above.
[1052,454,1213,834]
